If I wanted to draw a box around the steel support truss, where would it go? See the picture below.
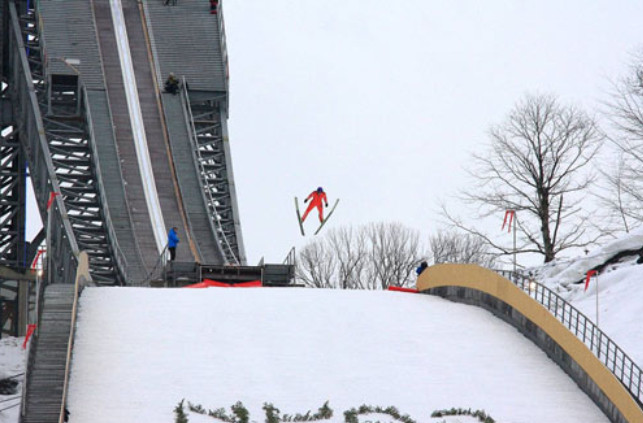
[0,107,27,268]
[11,2,121,284]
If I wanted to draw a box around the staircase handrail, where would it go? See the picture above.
[58,251,91,423]
[179,77,239,265]
[20,271,46,416]
[283,247,296,266]
[498,270,642,406]
[136,244,169,287]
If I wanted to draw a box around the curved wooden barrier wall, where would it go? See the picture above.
[417,263,643,423]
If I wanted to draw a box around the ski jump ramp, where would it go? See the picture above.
[417,264,643,423]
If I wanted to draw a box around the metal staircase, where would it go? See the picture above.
[21,284,75,423]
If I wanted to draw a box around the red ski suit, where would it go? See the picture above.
[302,191,328,222]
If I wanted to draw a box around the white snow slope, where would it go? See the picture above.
[65,288,607,423]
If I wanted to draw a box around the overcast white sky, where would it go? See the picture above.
[14,1,640,267]
[222,0,643,265]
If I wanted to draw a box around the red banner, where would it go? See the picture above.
[585,270,598,292]
[388,286,418,293]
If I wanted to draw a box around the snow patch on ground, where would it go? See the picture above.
[534,227,643,287]
[0,337,25,423]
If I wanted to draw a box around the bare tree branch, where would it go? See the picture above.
[599,51,643,232]
[428,230,496,268]
[296,223,427,289]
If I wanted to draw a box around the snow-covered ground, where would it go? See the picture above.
[531,228,643,366]
[65,288,606,423]
[1,230,641,423]
[536,226,643,288]
[0,337,25,423]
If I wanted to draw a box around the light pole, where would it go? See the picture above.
[512,212,517,274]
[585,270,599,327]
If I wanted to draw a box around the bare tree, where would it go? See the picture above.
[296,241,337,288]
[366,222,425,289]
[429,230,496,268]
[600,53,643,231]
[595,151,636,234]
[445,93,604,263]
[327,226,367,289]
[296,222,426,289]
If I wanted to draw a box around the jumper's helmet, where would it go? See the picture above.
[317,187,323,193]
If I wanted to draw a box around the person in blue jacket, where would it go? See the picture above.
[168,226,179,261]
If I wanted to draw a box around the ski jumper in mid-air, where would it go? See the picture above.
[295,187,339,236]
[302,187,329,223]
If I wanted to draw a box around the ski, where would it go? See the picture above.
[314,199,339,235]
[294,197,305,236]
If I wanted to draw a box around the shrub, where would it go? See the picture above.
[431,407,495,423]
[174,399,189,423]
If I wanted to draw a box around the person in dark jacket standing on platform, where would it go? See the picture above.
[416,261,428,276]
[164,72,179,94]
[168,227,179,261]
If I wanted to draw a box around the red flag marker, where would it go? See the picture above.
[46,192,60,210]
[22,324,37,349]
[502,210,515,232]
[585,270,597,291]
[31,249,45,269]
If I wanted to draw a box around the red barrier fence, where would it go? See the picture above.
[387,286,418,293]
[184,279,262,288]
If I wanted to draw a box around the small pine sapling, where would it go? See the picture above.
[174,399,189,423]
